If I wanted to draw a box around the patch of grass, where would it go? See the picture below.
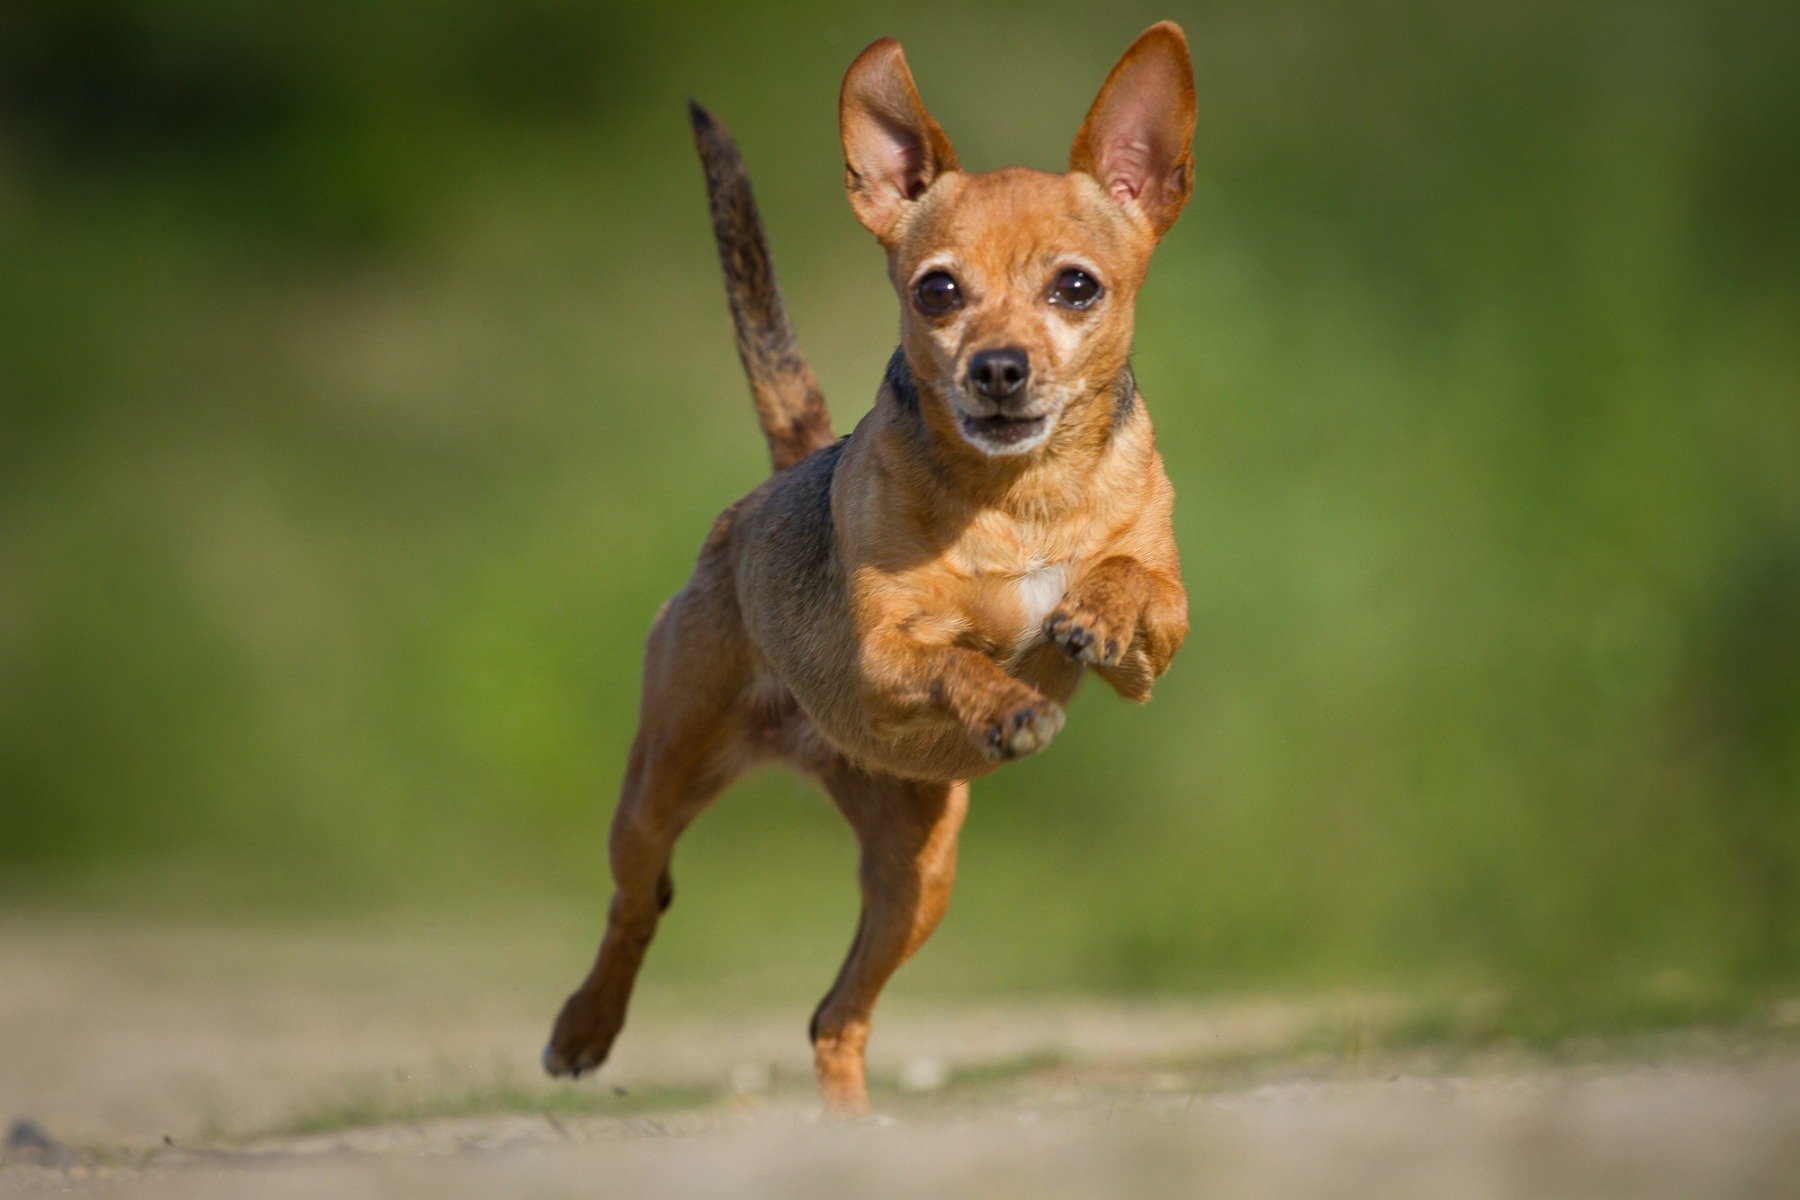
[276,1069,719,1138]
[250,993,1800,1139]
[941,1047,1074,1091]
[1372,979,1780,1055]
[865,1046,1078,1108]
[903,991,1800,1110]
[1174,990,1800,1090]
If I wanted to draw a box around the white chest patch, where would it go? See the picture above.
[1011,562,1068,656]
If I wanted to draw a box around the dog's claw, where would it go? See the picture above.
[1045,607,1126,667]
[544,1042,599,1080]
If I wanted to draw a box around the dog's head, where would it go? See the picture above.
[840,23,1195,459]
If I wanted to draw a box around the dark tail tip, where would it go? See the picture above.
[686,97,716,136]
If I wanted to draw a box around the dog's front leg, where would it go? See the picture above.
[861,625,1066,761]
[1046,555,1188,702]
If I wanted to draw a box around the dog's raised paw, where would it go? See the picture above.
[1045,606,1128,667]
[981,699,1065,760]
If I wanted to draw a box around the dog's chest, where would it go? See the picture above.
[995,560,1067,662]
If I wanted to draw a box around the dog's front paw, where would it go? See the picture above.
[1045,603,1132,667]
[977,693,1065,761]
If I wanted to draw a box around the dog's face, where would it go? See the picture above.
[840,24,1196,458]
[885,169,1150,457]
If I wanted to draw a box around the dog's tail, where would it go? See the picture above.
[687,100,835,473]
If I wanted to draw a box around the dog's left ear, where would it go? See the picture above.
[1069,22,1197,239]
[840,38,960,246]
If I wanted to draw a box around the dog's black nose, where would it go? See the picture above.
[968,348,1029,400]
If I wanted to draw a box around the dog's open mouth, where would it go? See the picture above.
[959,413,1048,448]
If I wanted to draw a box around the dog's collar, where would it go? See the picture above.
[883,346,921,412]
[883,348,941,471]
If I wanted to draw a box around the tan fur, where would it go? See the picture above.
[546,22,1196,1112]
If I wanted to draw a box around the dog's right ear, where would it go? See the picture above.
[1069,22,1196,239]
[839,38,959,246]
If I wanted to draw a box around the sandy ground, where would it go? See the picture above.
[2,917,1797,1198]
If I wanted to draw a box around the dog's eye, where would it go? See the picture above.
[913,270,963,316]
[1050,267,1103,310]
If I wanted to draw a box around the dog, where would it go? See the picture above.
[545,22,1195,1112]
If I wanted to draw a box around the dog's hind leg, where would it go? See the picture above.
[809,764,970,1112]
[544,580,751,1078]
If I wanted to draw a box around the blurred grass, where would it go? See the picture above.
[276,1072,714,1137]
[258,1006,1800,1138]
[1,0,1797,1018]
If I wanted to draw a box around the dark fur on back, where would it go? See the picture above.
[688,101,836,472]
[732,438,854,721]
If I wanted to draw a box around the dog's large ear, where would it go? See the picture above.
[839,38,959,246]
[1069,22,1197,239]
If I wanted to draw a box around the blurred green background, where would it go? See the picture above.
[1,0,1796,1025]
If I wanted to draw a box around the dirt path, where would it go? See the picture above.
[3,917,1796,1198]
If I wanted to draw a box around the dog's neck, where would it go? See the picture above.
[878,348,1140,519]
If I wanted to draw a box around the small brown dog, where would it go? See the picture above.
[545,22,1194,1111]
